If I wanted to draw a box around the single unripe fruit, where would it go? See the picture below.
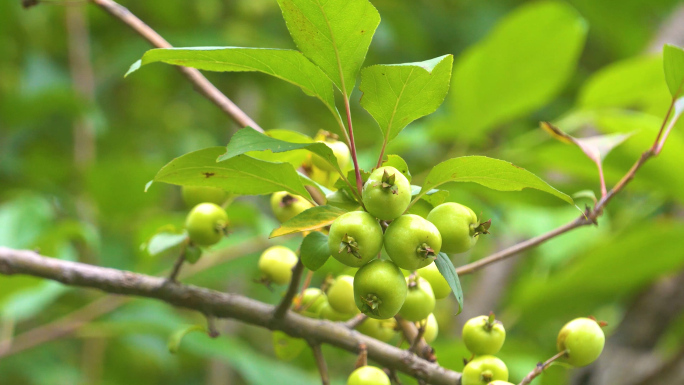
[399,277,435,322]
[328,211,383,267]
[557,317,605,367]
[353,260,407,319]
[319,301,354,321]
[487,382,514,385]
[422,313,439,343]
[461,355,509,385]
[417,263,451,299]
[362,166,411,220]
[185,203,229,246]
[258,246,298,285]
[356,317,397,343]
[427,202,480,254]
[462,315,506,355]
[272,331,306,361]
[312,139,351,172]
[347,366,390,385]
[384,214,442,270]
[327,275,359,315]
[295,288,327,317]
[181,185,228,208]
[270,191,313,223]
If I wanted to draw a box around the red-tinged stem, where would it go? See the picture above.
[343,96,364,195]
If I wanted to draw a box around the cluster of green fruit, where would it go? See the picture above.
[459,315,605,385]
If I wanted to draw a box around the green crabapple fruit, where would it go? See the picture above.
[487,382,514,385]
[327,275,359,315]
[270,191,313,223]
[427,202,488,254]
[461,355,509,385]
[181,185,228,208]
[312,139,351,172]
[417,263,451,299]
[356,317,397,343]
[185,203,229,247]
[353,260,407,319]
[422,313,439,343]
[295,288,327,317]
[319,301,355,321]
[398,277,435,322]
[557,317,605,367]
[462,314,506,355]
[328,211,383,267]
[362,166,411,220]
[347,366,390,385]
[272,331,306,361]
[383,214,442,270]
[257,246,298,285]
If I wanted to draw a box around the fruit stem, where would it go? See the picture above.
[518,350,568,385]
[354,343,368,369]
[341,86,364,197]
[167,242,188,283]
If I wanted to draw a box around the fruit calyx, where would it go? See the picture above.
[473,219,492,237]
[416,243,437,260]
[480,370,494,382]
[374,170,399,195]
[484,312,498,332]
[359,293,382,316]
[338,233,362,259]
[279,194,296,208]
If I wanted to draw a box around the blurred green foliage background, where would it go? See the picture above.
[1,0,684,384]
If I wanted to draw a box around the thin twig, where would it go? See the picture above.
[310,343,330,385]
[88,0,263,132]
[167,247,187,283]
[409,320,427,354]
[394,316,435,362]
[0,248,461,385]
[354,343,368,369]
[272,259,305,320]
[206,315,220,338]
[518,350,567,385]
[345,314,368,329]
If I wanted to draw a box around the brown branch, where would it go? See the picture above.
[519,350,567,385]
[309,343,330,385]
[345,314,368,329]
[88,0,262,132]
[272,259,305,320]
[167,247,187,283]
[0,248,460,385]
[394,316,435,362]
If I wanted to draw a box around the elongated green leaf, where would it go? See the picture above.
[325,189,360,211]
[411,185,449,207]
[416,156,573,205]
[442,1,586,140]
[127,47,340,122]
[151,147,312,201]
[277,0,380,97]
[218,128,343,177]
[270,205,346,238]
[383,155,411,182]
[168,324,207,354]
[360,55,453,143]
[434,253,463,314]
[300,231,330,271]
[147,231,188,256]
[664,44,684,97]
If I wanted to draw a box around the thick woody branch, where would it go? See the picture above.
[88,0,263,132]
[0,248,460,385]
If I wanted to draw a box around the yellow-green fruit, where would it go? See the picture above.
[362,166,412,220]
[422,313,439,343]
[417,263,451,299]
[295,288,327,317]
[487,382,514,385]
[272,331,306,361]
[185,203,228,246]
[258,246,298,285]
[181,185,228,208]
[270,191,313,223]
[328,211,383,267]
[427,202,479,254]
[461,355,509,385]
[357,317,397,343]
[383,214,442,270]
[319,301,355,321]
[462,315,506,355]
[347,366,390,385]
[399,277,435,322]
[327,275,359,315]
[312,140,350,172]
[557,317,605,367]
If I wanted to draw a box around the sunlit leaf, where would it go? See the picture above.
[270,205,347,238]
[541,121,632,163]
[168,324,207,354]
[663,44,684,97]
[360,55,453,143]
[382,154,411,182]
[146,231,188,257]
[277,0,380,98]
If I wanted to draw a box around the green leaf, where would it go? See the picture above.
[270,205,347,238]
[168,324,207,354]
[126,47,340,123]
[442,1,586,140]
[276,0,380,98]
[360,55,453,144]
[300,231,330,271]
[247,129,313,168]
[151,147,313,201]
[146,231,188,257]
[434,253,463,314]
[415,156,573,205]
[218,128,343,177]
[664,44,684,97]
[382,155,411,182]
[325,189,360,211]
